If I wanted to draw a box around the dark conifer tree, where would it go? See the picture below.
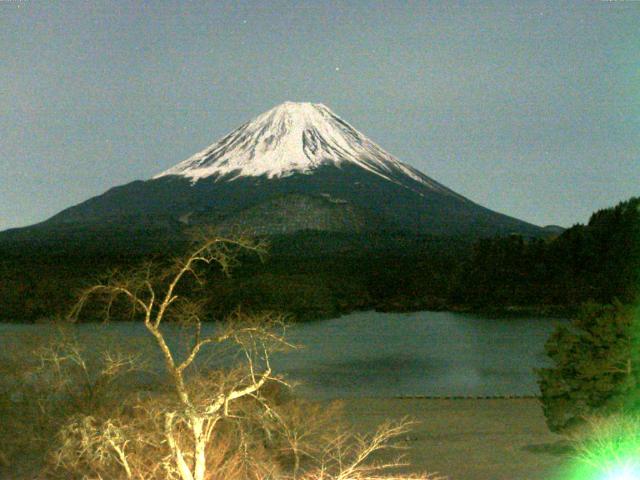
[537,302,640,432]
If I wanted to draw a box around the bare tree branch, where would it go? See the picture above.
[59,231,439,480]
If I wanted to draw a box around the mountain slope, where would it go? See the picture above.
[7,101,543,240]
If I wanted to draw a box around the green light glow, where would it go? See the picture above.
[553,412,640,480]
[557,449,640,480]
[603,463,640,480]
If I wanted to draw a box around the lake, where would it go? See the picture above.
[0,310,567,399]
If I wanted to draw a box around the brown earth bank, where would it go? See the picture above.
[340,398,571,480]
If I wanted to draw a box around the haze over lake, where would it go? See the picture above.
[2,311,566,399]
[274,311,566,398]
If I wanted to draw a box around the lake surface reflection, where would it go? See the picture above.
[273,311,566,399]
[1,311,567,399]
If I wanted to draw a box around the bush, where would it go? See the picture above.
[0,325,149,476]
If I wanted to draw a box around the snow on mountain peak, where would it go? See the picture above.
[153,101,447,192]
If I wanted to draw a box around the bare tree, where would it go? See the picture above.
[294,418,447,480]
[63,231,444,480]
[70,232,292,480]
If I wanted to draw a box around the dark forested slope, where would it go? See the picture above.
[1,197,637,322]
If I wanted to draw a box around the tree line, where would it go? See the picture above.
[1,197,638,323]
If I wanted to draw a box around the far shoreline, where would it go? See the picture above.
[7,303,577,325]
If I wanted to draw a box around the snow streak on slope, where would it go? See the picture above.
[154,102,456,195]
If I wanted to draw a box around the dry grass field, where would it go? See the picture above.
[342,398,571,480]
[0,392,576,479]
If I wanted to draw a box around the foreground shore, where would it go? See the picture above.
[341,397,570,480]
[1,396,572,478]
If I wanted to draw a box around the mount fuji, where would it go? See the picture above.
[8,102,543,242]
[154,101,456,194]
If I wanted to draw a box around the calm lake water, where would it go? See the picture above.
[1,311,567,399]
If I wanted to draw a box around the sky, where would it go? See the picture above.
[1,0,638,231]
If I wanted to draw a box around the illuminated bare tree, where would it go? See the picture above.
[70,232,292,480]
[66,231,444,480]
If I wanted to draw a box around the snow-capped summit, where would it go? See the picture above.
[22,101,544,239]
[154,101,451,194]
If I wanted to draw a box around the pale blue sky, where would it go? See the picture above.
[1,0,638,230]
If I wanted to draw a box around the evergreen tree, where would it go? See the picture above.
[537,302,640,433]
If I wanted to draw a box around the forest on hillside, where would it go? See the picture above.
[1,197,638,323]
